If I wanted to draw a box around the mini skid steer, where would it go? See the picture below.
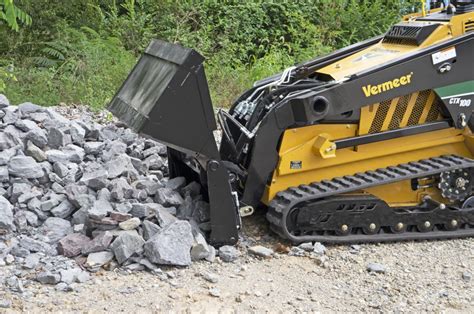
[108,1,474,245]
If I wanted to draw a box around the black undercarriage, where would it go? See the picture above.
[266,155,474,243]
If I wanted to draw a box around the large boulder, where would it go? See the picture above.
[144,220,194,266]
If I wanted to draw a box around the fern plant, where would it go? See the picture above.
[0,0,31,31]
[0,0,30,92]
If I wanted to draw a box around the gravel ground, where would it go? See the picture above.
[1,212,472,313]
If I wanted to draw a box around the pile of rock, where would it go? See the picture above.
[0,94,215,290]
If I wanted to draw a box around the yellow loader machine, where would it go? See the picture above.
[109,1,474,245]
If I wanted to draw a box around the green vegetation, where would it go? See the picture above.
[1,0,420,109]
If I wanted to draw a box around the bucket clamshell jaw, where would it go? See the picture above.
[108,39,240,245]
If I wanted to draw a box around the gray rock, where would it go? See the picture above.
[218,245,240,262]
[110,231,145,264]
[80,169,108,190]
[46,108,70,124]
[58,233,91,257]
[19,236,55,254]
[144,154,163,170]
[76,270,91,283]
[86,251,114,268]
[25,141,47,162]
[118,217,141,230]
[73,224,84,233]
[129,203,150,218]
[0,299,12,309]
[0,94,9,108]
[289,247,305,257]
[63,144,84,163]
[150,204,178,227]
[155,188,184,207]
[6,276,24,293]
[15,119,40,132]
[144,220,194,266]
[313,242,326,256]
[40,193,65,211]
[106,154,135,179]
[25,129,48,148]
[84,141,105,155]
[182,181,201,198]
[206,246,216,263]
[2,108,19,125]
[201,272,219,283]
[82,231,113,254]
[64,184,88,206]
[7,156,44,178]
[18,187,42,204]
[71,208,87,225]
[209,288,221,298]
[55,282,72,292]
[46,149,69,164]
[14,211,28,231]
[110,177,134,200]
[41,217,73,243]
[142,220,161,241]
[0,196,14,231]
[115,202,133,213]
[298,242,314,252]
[97,188,111,201]
[248,245,274,258]
[48,127,72,148]
[53,162,69,177]
[133,178,162,195]
[190,232,213,261]
[51,199,75,218]
[130,157,148,175]
[18,102,43,115]
[24,210,40,227]
[102,140,127,162]
[70,122,85,144]
[23,253,41,269]
[349,244,361,254]
[37,271,61,285]
[165,177,186,190]
[60,268,90,284]
[88,199,113,220]
[462,271,472,282]
[367,262,386,274]
[0,147,16,165]
[0,132,18,150]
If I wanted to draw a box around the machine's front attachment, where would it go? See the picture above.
[108,39,239,245]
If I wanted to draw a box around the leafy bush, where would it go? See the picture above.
[1,0,420,108]
[5,27,135,109]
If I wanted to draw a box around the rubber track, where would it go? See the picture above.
[266,155,474,244]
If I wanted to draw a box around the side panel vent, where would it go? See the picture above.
[360,90,441,135]
[383,23,440,46]
[465,21,474,33]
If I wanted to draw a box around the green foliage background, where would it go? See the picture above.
[1,0,419,109]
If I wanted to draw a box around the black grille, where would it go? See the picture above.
[383,23,440,46]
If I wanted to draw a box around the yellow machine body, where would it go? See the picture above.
[263,11,474,208]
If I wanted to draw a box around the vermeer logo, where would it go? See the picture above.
[362,72,413,97]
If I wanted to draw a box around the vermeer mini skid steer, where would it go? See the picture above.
[108,1,474,246]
